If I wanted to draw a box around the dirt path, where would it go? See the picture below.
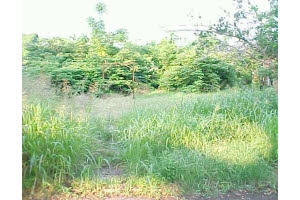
[183,190,277,200]
[29,191,277,200]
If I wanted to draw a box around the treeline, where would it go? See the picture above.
[22,0,277,96]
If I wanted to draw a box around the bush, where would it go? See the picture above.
[159,58,236,92]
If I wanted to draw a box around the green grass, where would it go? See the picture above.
[22,102,104,189]
[22,75,277,198]
[116,88,278,194]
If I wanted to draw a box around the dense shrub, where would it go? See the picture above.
[159,58,237,92]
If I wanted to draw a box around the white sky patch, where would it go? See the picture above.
[23,0,270,43]
[101,0,235,44]
[23,0,98,37]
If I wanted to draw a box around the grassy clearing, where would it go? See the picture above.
[116,88,278,194]
[22,75,277,198]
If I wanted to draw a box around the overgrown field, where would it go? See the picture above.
[22,76,278,199]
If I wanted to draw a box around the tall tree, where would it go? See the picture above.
[184,0,278,86]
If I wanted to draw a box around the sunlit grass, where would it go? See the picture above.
[22,101,105,189]
[22,75,277,198]
[117,88,278,194]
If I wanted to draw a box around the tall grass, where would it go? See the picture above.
[117,88,278,194]
[22,75,111,190]
[22,102,104,189]
[22,75,277,197]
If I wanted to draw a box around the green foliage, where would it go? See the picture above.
[255,0,278,59]
[23,0,278,96]
[194,58,236,91]
[159,65,203,92]
[50,67,102,95]
[160,58,236,92]
[23,16,160,95]
[22,34,39,65]
[154,38,177,68]
[188,0,278,88]
[173,45,197,66]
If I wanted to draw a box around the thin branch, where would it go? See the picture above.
[168,28,260,49]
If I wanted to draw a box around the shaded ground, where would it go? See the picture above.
[98,166,125,180]
[105,191,278,200]
[183,190,277,200]
[24,191,278,200]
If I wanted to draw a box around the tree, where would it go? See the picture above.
[202,0,278,85]
[154,37,178,69]
[22,34,39,65]
[168,0,278,87]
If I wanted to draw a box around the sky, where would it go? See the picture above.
[22,0,269,44]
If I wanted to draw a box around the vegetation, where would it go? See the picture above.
[23,0,277,95]
[22,0,278,199]
[117,88,277,192]
[22,75,277,199]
